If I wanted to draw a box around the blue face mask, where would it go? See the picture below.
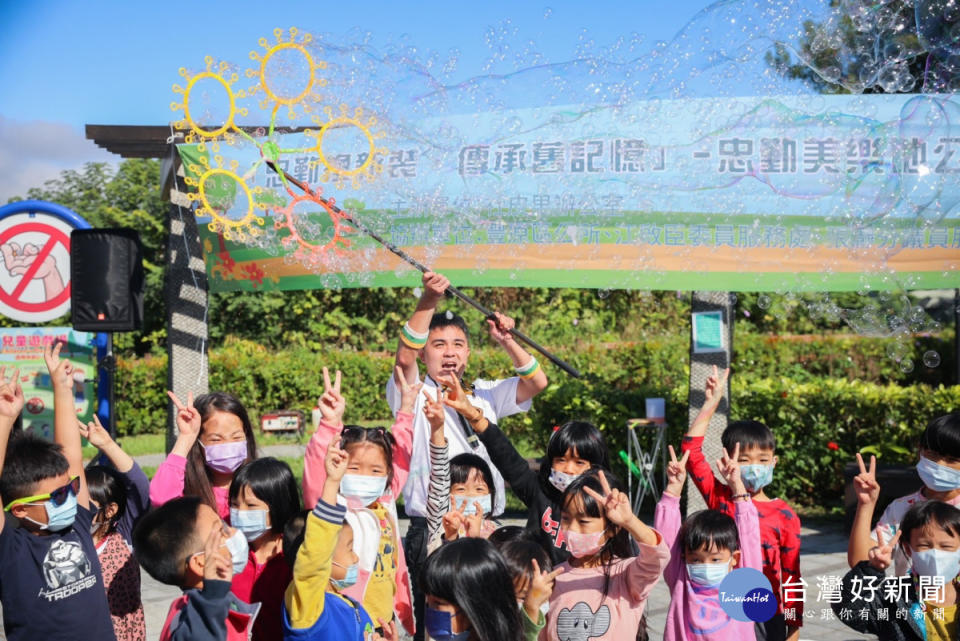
[424,606,470,641]
[686,561,731,587]
[916,456,960,493]
[224,528,250,574]
[911,547,960,581]
[339,474,388,506]
[740,464,774,492]
[25,492,78,532]
[330,561,359,590]
[230,508,270,542]
[452,493,492,515]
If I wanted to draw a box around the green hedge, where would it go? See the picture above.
[115,335,959,509]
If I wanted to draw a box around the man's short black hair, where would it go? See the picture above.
[429,311,470,343]
[0,432,69,504]
[132,497,203,587]
[919,412,960,459]
[721,420,776,453]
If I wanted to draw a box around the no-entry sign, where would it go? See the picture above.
[0,213,76,323]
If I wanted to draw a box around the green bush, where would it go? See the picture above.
[114,335,959,509]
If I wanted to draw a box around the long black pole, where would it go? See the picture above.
[265,160,581,379]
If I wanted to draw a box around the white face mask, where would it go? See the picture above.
[911,547,960,581]
[224,528,250,574]
[548,469,579,492]
[339,474,388,506]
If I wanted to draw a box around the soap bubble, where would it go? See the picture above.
[923,350,942,368]
[900,357,915,373]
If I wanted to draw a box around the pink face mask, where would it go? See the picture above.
[562,528,606,558]
[202,440,248,473]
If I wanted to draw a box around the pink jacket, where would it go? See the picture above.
[149,453,231,521]
[540,531,670,641]
[302,413,415,635]
[655,493,762,641]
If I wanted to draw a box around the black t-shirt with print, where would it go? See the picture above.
[0,503,117,641]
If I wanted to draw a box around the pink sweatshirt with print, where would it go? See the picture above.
[655,492,762,641]
[539,531,669,641]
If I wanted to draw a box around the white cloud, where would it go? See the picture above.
[0,116,120,203]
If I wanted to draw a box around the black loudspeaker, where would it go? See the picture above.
[70,228,144,332]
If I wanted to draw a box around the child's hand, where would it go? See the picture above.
[853,453,880,506]
[395,365,423,415]
[703,365,730,413]
[664,445,689,497]
[319,367,346,426]
[43,342,74,390]
[524,558,564,617]
[78,415,114,450]
[868,527,901,571]
[442,496,465,540]
[423,388,445,437]
[203,524,233,583]
[582,471,634,528]
[463,501,484,538]
[717,443,745,496]
[370,618,398,641]
[0,367,24,420]
[325,441,349,482]
[167,391,201,442]
[436,373,479,419]
[486,311,516,346]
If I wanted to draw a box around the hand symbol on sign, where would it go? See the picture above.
[1,242,65,299]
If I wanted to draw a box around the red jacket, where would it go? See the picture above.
[231,550,292,641]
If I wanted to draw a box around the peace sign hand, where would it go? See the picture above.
[167,390,201,441]
[665,445,690,497]
[703,365,730,412]
[524,558,564,616]
[582,471,635,528]
[319,367,346,427]
[854,453,880,507]
[441,496,465,540]
[396,365,423,415]
[43,341,74,390]
[325,441,349,483]
[718,443,746,497]
[0,367,24,420]
[422,388,445,438]
[463,501,485,538]
[868,527,901,571]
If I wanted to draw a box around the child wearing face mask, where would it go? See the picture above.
[544,468,669,641]
[493,533,563,640]
[229,457,302,641]
[681,367,802,641]
[83,415,149,641]
[835,500,960,641]
[150,390,258,521]
[133,496,258,641]
[302,367,419,637]
[437,374,611,564]
[0,346,116,641]
[656,444,762,641]
[849,412,960,577]
[424,389,499,550]
[281,440,398,641]
[422,537,526,641]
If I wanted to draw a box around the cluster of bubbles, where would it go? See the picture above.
[176,2,957,370]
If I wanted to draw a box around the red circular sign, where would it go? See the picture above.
[26,397,44,415]
[0,222,71,313]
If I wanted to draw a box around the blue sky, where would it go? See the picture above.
[0,0,713,200]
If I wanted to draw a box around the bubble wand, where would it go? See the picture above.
[263,157,582,379]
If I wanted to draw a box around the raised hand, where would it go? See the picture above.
[717,443,745,495]
[421,271,450,302]
[167,390,201,442]
[486,311,516,345]
[524,558,564,617]
[395,365,423,414]
[854,453,880,506]
[43,342,74,389]
[442,496,466,540]
[422,388,445,437]
[203,523,233,582]
[325,441,349,483]
[436,373,477,418]
[582,471,635,528]
[78,414,113,450]
[703,365,730,412]
[370,618,399,641]
[463,501,485,538]
[664,445,689,497]
[868,527,901,571]
[0,367,24,420]
[319,367,346,426]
